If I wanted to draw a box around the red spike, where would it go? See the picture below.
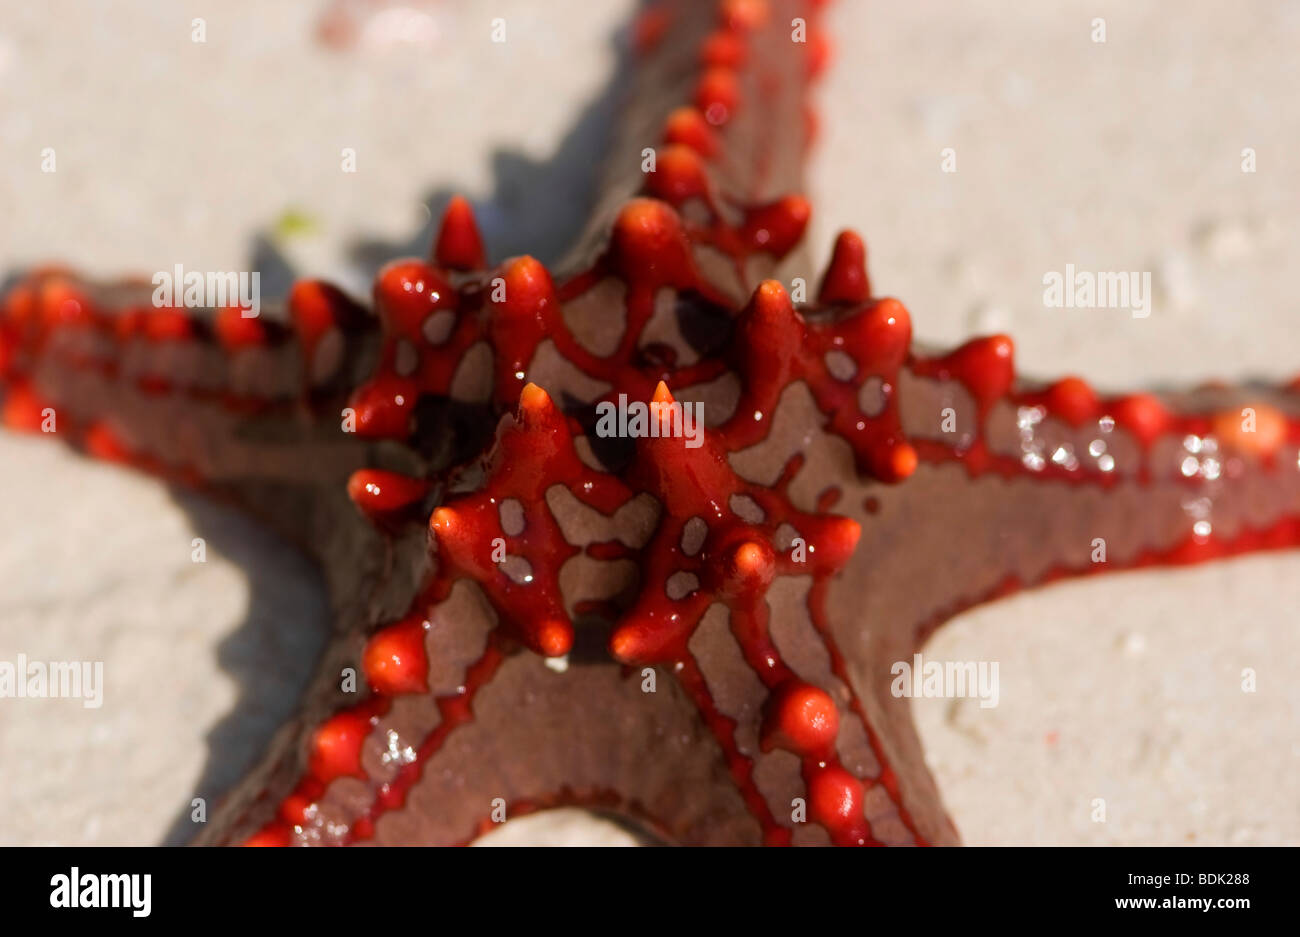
[518,381,556,416]
[694,67,740,126]
[632,4,672,56]
[434,196,486,270]
[308,709,374,784]
[646,144,709,205]
[143,307,192,343]
[1045,376,1100,427]
[750,279,794,321]
[663,107,720,158]
[863,296,915,366]
[886,442,919,483]
[720,0,769,31]
[38,278,92,330]
[496,256,557,322]
[700,31,747,69]
[374,259,457,342]
[721,539,775,597]
[647,381,684,439]
[1213,403,1285,456]
[489,267,558,403]
[533,620,574,658]
[363,616,430,696]
[1109,393,1170,448]
[289,279,363,350]
[346,469,430,518]
[734,280,805,387]
[742,195,811,258]
[428,506,459,552]
[83,422,131,464]
[490,383,573,484]
[609,615,680,665]
[278,788,316,827]
[213,306,267,351]
[347,374,419,439]
[511,384,578,453]
[918,334,1015,412]
[1,380,50,433]
[630,396,736,520]
[761,681,840,756]
[818,230,870,304]
[610,199,697,290]
[807,514,862,571]
[807,28,833,79]
[511,382,571,445]
[743,280,804,356]
[806,765,868,844]
[847,297,911,371]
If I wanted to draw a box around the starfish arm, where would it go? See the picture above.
[891,345,1300,637]
[729,346,1300,846]
[0,271,388,539]
[561,0,819,279]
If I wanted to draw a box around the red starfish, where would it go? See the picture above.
[2,0,1297,846]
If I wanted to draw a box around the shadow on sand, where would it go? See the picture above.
[155,18,637,845]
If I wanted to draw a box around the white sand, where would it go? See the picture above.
[1,0,1296,845]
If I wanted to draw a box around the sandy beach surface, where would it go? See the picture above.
[1,0,1296,845]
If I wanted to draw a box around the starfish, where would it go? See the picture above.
[2,0,1297,847]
